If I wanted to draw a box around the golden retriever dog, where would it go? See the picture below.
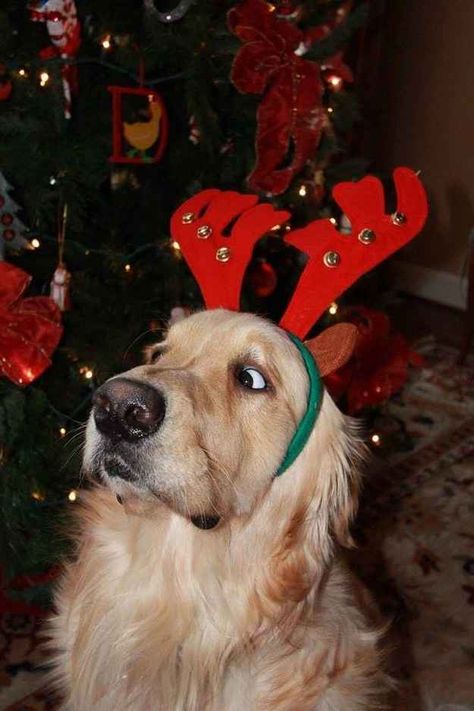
[48,309,388,710]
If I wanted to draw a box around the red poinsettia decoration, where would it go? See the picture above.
[228,0,352,195]
[325,306,424,414]
[0,263,62,386]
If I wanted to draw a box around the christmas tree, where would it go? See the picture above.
[0,0,370,604]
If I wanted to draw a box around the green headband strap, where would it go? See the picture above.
[275,333,323,477]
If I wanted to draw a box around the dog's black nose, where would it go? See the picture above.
[92,378,165,442]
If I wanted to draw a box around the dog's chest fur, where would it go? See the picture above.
[50,490,384,711]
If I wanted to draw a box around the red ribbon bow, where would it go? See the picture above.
[0,263,62,386]
[228,0,352,195]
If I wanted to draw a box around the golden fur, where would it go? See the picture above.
[48,310,388,709]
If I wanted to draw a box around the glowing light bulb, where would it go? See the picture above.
[32,491,45,501]
[39,71,50,87]
[18,68,27,78]
[68,489,78,502]
[371,433,381,445]
[59,427,67,437]
[31,238,40,249]
[327,75,342,90]
[327,107,334,114]
[85,369,94,380]
[329,217,337,225]
[328,302,338,315]
[171,241,181,252]
[49,176,57,185]
[298,184,307,197]
[124,263,131,272]
[101,35,112,50]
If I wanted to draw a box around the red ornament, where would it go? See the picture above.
[0,263,62,386]
[109,86,169,165]
[228,0,353,195]
[248,259,277,297]
[171,168,428,340]
[324,307,424,413]
[0,80,12,101]
[3,229,15,241]
[1,213,13,226]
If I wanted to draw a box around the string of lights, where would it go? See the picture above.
[8,56,188,87]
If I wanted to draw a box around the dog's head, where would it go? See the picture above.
[84,309,360,541]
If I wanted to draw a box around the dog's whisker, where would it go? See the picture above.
[64,431,87,449]
[59,441,85,474]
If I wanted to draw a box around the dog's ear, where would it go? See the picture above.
[305,323,358,377]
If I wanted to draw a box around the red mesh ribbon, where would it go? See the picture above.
[324,307,424,413]
[0,263,62,386]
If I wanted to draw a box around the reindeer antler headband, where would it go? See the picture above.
[170,168,428,474]
[171,167,427,338]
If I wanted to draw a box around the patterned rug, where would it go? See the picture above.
[1,338,473,710]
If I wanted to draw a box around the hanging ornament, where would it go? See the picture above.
[109,83,169,165]
[50,204,71,311]
[248,259,277,298]
[228,0,353,195]
[0,64,13,101]
[0,172,31,260]
[0,263,62,386]
[28,0,81,119]
[188,115,201,145]
[143,0,195,23]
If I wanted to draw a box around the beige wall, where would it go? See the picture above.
[369,0,474,276]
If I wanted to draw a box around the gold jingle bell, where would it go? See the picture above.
[358,228,376,244]
[216,246,231,263]
[323,251,340,268]
[392,211,407,226]
[197,225,212,239]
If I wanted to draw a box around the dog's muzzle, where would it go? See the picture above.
[92,377,166,445]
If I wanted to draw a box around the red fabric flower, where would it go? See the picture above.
[325,307,423,413]
[228,0,352,195]
[0,263,62,386]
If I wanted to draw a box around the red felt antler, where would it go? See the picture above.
[169,168,428,336]
[171,189,290,310]
[279,167,428,337]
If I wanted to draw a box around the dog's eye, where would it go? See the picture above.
[237,367,267,391]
